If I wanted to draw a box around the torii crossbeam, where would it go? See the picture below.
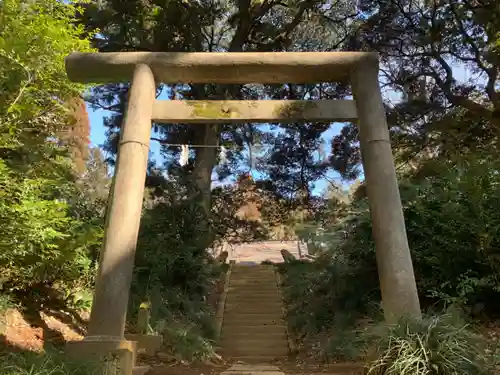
[65,51,421,373]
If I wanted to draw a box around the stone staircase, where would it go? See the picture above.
[218,264,288,363]
[222,241,308,264]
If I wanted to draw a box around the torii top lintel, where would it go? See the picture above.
[65,51,379,84]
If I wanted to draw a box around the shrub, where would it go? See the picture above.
[127,183,229,360]
[0,351,98,375]
[364,312,498,375]
[158,319,216,361]
[278,256,379,340]
[0,294,15,315]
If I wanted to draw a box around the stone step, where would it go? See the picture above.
[219,331,287,341]
[231,268,276,272]
[222,355,286,365]
[231,270,277,275]
[224,310,283,316]
[222,322,285,330]
[226,300,281,306]
[235,262,275,264]
[229,280,277,284]
[230,279,277,284]
[227,291,279,298]
[301,370,364,375]
[132,366,151,375]
[220,346,288,357]
[221,324,287,336]
[230,273,277,278]
[226,299,281,306]
[281,365,365,375]
[223,310,283,317]
[221,332,286,342]
[231,268,277,271]
[223,370,284,375]
[223,312,284,322]
[223,315,283,324]
[228,285,278,290]
[220,264,289,364]
[225,302,282,310]
[224,305,283,314]
[225,295,282,303]
[230,273,276,278]
[222,364,282,374]
[225,301,281,308]
[223,364,281,372]
[226,291,280,297]
[227,287,279,294]
[225,300,283,308]
[227,285,278,291]
[229,279,277,285]
[232,264,275,268]
[230,274,277,279]
[222,323,285,331]
[219,338,288,349]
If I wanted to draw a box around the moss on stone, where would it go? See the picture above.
[275,101,318,119]
[188,101,234,119]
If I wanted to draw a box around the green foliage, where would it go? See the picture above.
[365,312,497,375]
[278,257,380,362]
[0,351,98,375]
[403,155,500,311]
[281,152,500,362]
[298,152,500,317]
[278,256,378,339]
[0,0,93,154]
[0,160,97,291]
[158,319,216,361]
[126,181,231,360]
[0,0,102,304]
[0,294,15,314]
[341,153,500,314]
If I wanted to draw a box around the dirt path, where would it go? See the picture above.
[146,360,364,375]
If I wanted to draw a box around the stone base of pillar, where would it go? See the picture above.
[66,338,138,375]
[124,334,162,357]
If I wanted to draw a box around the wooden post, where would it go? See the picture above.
[87,64,156,338]
[351,57,421,323]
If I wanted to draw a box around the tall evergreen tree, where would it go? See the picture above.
[79,0,358,220]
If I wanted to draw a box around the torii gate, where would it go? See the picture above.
[64,51,421,360]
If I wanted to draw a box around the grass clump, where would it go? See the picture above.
[0,294,15,314]
[364,312,499,375]
[278,256,500,373]
[0,351,98,375]
[158,319,216,362]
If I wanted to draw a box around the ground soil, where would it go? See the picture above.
[0,308,87,352]
[0,270,227,365]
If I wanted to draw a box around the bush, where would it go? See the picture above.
[364,312,498,375]
[126,182,229,360]
[295,152,500,325]
[0,351,98,375]
[0,294,15,315]
[158,319,216,361]
[0,0,102,303]
[278,256,379,340]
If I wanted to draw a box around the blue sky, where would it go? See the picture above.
[87,91,351,195]
[87,63,473,196]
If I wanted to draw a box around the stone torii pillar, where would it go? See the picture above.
[64,52,420,365]
[87,64,156,338]
[351,56,421,322]
[66,64,156,372]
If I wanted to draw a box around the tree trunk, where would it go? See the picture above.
[192,123,219,215]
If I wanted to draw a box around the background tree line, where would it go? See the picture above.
[1,0,500,371]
